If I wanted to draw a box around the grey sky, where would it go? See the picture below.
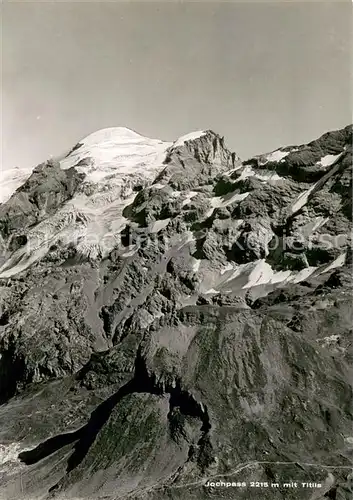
[1,1,352,172]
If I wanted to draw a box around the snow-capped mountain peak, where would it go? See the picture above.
[0,125,351,287]
[0,127,174,276]
[76,126,146,145]
[60,127,172,183]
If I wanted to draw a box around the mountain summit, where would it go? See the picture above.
[0,125,352,500]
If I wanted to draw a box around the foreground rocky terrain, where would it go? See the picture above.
[0,125,352,500]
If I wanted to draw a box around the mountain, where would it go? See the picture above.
[0,125,352,500]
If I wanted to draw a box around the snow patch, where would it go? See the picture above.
[210,191,250,209]
[205,191,249,218]
[225,259,318,289]
[182,191,198,206]
[220,262,234,275]
[0,167,33,204]
[312,216,330,232]
[233,165,255,182]
[121,246,138,257]
[263,150,289,163]
[256,171,284,182]
[234,165,284,183]
[320,252,346,274]
[290,266,317,283]
[291,182,318,214]
[192,258,201,273]
[0,442,22,469]
[171,190,182,198]
[224,164,243,177]
[172,131,206,148]
[150,218,170,233]
[242,260,292,288]
[205,208,215,218]
[318,153,342,167]
[0,239,53,278]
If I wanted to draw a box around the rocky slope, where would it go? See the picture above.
[0,125,352,500]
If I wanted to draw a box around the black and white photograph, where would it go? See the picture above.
[0,1,352,499]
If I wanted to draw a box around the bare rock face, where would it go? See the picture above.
[0,160,84,231]
[0,126,352,500]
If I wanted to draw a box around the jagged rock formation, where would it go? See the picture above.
[0,125,352,500]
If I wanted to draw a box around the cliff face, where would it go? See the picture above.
[0,126,352,500]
